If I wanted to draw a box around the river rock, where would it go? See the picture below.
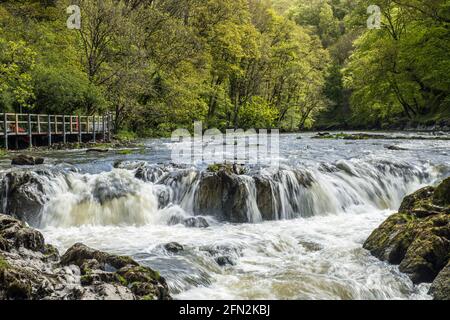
[11,155,44,166]
[0,214,171,300]
[193,170,250,222]
[429,261,450,300]
[164,242,184,253]
[253,176,276,220]
[0,170,51,225]
[364,178,450,298]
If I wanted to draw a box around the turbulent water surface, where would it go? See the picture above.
[1,132,449,300]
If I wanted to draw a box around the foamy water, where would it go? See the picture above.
[1,133,449,300]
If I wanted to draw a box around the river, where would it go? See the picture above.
[1,132,449,300]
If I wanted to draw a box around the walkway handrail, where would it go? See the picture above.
[1,112,114,149]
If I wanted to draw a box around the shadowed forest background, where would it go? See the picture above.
[0,0,449,137]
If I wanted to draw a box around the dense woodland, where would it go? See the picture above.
[0,0,449,136]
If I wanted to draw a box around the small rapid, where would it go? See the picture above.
[30,158,440,227]
[0,132,448,300]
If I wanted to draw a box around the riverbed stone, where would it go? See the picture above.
[364,178,450,298]
[0,214,171,300]
[61,243,139,270]
[164,242,184,253]
[0,170,50,224]
[194,170,250,222]
[11,155,44,166]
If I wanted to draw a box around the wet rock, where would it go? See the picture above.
[385,145,408,151]
[117,265,171,300]
[429,261,450,300]
[254,176,276,220]
[364,178,450,293]
[86,148,109,153]
[167,215,210,228]
[215,256,236,267]
[61,243,138,270]
[433,178,450,206]
[0,214,170,300]
[11,155,44,166]
[194,171,250,223]
[207,163,246,175]
[299,241,323,252]
[164,242,184,253]
[183,217,209,228]
[201,244,242,267]
[0,215,45,252]
[0,170,53,224]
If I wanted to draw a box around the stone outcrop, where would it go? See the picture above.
[193,170,250,223]
[0,214,171,300]
[364,177,450,300]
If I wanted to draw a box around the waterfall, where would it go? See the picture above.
[0,158,443,227]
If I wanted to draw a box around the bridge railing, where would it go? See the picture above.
[0,113,113,149]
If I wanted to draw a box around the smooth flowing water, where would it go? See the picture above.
[1,132,449,300]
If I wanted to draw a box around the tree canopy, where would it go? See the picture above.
[0,0,448,135]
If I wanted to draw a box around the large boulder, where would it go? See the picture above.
[0,214,171,300]
[364,178,450,299]
[193,170,250,222]
[0,170,51,225]
[430,261,450,300]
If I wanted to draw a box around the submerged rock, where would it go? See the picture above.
[164,242,184,254]
[11,155,44,166]
[0,214,171,300]
[364,178,450,299]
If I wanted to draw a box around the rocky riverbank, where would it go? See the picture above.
[364,177,450,300]
[0,214,171,300]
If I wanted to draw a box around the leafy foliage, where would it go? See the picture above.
[0,0,448,134]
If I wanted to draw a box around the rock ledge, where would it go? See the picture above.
[0,214,171,300]
[364,178,450,300]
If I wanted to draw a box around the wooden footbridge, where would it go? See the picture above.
[1,113,113,150]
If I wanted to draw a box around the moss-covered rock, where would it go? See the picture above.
[61,243,139,270]
[0,214,171,300]
[430,261,450,300]
[117,265,171,300]
[434,178,450,206]
[364,178,450,299]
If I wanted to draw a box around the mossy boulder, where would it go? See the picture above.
[0,214,171,300]
[430,261,450,300]
[61,243,139,270]
[364,178,450,299]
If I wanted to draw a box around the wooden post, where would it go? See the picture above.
[15,114,19,135]
[78,115,82,143]
[3,113,8,150]
[108,113,112,142]
[70,116,73,134]
[28,114,32,149]
[37,115,41,134]
[93,115,96,143]
[102,115,106,142]
[62,115,66,144]
[54,115,58,134]
[47,114,52,147]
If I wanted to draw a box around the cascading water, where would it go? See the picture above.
[0,133,448,299]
